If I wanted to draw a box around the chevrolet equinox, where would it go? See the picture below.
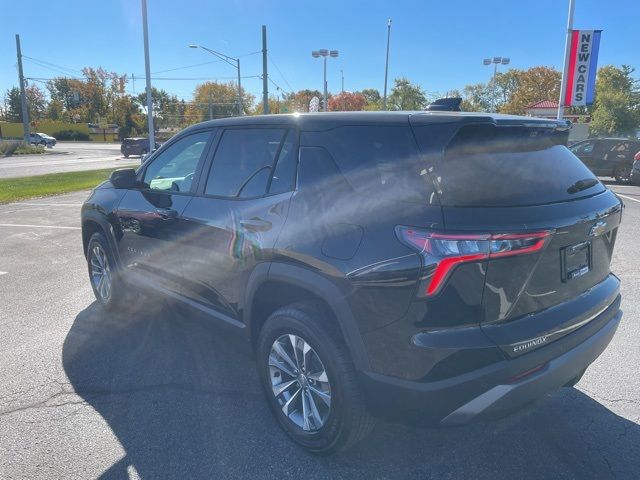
[81,112,623,453]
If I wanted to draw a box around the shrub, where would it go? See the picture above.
[0,140,20,156]
[0,141,44,156]
[52,129,91,141]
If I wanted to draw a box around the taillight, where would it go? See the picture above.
[396,226,551,297]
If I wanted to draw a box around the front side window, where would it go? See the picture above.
[205,128,287,198]
[142,131,211,192]
[571,141,595,154]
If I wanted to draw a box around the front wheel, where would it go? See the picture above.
[256,302,376,454]
[87,232,126,310]
[614,164,632,183]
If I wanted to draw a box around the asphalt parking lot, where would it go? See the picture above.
[0,183,639,479]
[0,142,139,179]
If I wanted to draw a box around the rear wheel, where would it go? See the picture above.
[87,232,126,310]
[256,302,375,454]
[614,164,632,183]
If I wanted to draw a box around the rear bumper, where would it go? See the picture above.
[359,295,622,424]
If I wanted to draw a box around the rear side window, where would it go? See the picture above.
[413,124,605,207]
[301,125,435,203]
[205,128,287,198]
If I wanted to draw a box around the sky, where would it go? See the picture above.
[1,0,639,104]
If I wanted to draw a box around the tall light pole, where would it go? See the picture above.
[483,56,510,111]
[189,44,243,116]
[15,34,29,143]
[557,0,576,120]
[312,49,338,112]
[383,18,392,110]
[141,0,154,150]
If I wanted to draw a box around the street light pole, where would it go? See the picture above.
[312,49,339,112]
[141,0,155,150]
[189,44,243,116]
[383,18,392,110]
[557,0,576,120]
[483,56,510,111]
[323,56,327,112]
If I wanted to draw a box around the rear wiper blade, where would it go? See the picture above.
[567,178,599,194]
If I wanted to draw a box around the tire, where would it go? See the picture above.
[256,302,376,454]
[123,153,130,158]
[86,232,126,310]
[614,164,632,183]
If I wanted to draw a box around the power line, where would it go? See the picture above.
[22,55,83,75]
[267,76,292,97]
[268,53,294,92]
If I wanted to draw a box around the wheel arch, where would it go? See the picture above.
[245,262,370,371]
[81,211,122,266]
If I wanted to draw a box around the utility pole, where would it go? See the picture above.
[262,25,269,114]
[382,18,392,110]
[141,0,155,150]
[209,91,213,120]
[237,58,243,115]
[15,34,30,143]
[557,0,576,120]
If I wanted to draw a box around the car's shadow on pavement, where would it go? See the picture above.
[63,301,639,480]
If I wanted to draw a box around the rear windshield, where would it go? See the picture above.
[413,124,605,207]
[301,125,435,203]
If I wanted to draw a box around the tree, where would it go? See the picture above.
[285,89,323,112]
[1,85,46,122]
[388,78,428,111]
[359,88,382,110]
[499,66,561,114]
[590,65,640,136]
[2,87,22,122]
[189,81,254,122]
[328,92,367,111]
[26,84,47,121]
[461,83,494,112]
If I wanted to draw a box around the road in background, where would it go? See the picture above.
[0,142,140,179]
[0,185,638,479]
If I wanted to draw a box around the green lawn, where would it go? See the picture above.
[0,169,116,204]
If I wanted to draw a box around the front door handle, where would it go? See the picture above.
[155,208,178,220]
[240,218,272,232]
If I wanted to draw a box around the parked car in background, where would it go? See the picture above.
[29,132,56,147]
[120,138,160,158]
[630,152,640,185]
[82,112,623,453]
[569,138,640,183]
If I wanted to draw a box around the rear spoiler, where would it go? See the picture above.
[426,97,462,112]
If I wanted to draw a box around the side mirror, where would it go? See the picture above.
[110,168,137,189]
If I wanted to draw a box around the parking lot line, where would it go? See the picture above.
[13,202,83,207]
[0,223,81,230]
[0,271,7,276]
[617,194,640,204]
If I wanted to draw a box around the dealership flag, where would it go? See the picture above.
[563,30,602,106]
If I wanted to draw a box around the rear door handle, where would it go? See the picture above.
[240,218,272,232]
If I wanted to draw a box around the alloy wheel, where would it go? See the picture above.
[90,244,112,302]
[269,334,332,431]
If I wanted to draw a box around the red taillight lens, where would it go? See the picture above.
[396,226,551,296]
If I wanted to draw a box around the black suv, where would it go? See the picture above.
[82,112,623,453]
[121,137,159,158]
[569,137,640,183]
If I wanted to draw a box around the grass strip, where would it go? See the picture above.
[0,168,116,204]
